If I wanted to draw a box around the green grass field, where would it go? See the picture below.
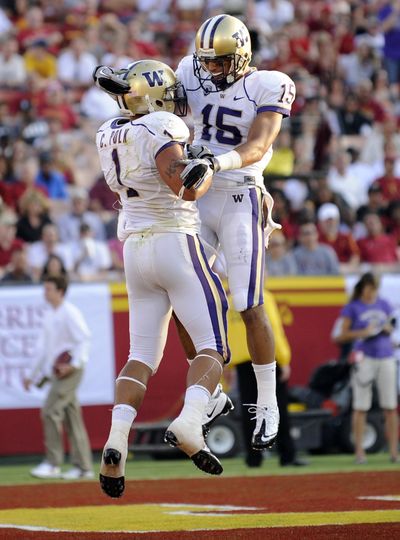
[0,452,398,486]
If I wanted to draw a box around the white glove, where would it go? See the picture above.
[184,144,219,171]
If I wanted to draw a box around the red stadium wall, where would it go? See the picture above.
[0,277,347,456]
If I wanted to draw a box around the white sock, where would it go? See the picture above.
[178,384,210,424]
[106,404,137,451]
[252,362,277,408]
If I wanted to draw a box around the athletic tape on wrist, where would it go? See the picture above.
[215,150,242,172]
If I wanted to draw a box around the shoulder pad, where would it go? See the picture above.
[176,55,193,77]
[144,112,189,142]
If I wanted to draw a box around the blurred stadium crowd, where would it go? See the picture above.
[0,0,400,284]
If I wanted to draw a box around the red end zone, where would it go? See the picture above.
[0,471,399,539]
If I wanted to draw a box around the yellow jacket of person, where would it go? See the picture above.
[227,288,291,368]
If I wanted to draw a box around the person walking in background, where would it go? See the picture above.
[94,59,229,498]
[23,275,94,479]
[229,289,307,467]
[333,272,399,464]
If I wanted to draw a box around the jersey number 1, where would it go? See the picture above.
[111,149,138,198]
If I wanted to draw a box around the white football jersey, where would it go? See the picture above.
[176,56,296,190]
[96,111,200,239]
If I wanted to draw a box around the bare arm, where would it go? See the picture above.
[156,143,212,201]
[333,316,377,344]
[207,111,284,172]
[235,111,283,167]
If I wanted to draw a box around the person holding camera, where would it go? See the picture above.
[23,275,94,479]
[333,272,399,464]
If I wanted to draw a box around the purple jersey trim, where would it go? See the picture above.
[257,105,291,117]
[154,141,181,159]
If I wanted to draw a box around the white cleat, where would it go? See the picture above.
[246,404,280,450]
[202,384,234,437]
[164,417,223,475]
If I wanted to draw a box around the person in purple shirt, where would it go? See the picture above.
[334,272,398,464]
[378,1,400,95]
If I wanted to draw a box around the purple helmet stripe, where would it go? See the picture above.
[209,15,226,49]
[200,17,213,49]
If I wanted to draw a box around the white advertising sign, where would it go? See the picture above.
[0,283,115,409]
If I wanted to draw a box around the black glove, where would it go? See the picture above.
[184,144,220,172]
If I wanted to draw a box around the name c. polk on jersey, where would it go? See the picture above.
[99,128,129,148]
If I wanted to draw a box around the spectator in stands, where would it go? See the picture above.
[27,223,73,282]
[7,156,48,210]
[57,37,98,89]
[377,1,400,99]
[0,247,32,284]
[88,174,118,217]
[23,39,57,83]
[360,116,400,165]
[57,187,106,243]
[333,272,398,464]
[16,189,52,243]
[386,200,400,246]
[334,92,371,137]
[357,211,399,264]
[0,210,24,279]
[375,155,400,203]
[269,187,298,245]
[35,152,69,201]
[23,275,94,479]
[356,183,388,228]
[293,221,340,275]
[0,36,27,88]
[265,230,298,276]
[307,176,351,226]
[17,5,63,53]
[317,203,360,269]
[338,39,379,90]
[70,223,112,282]
[327,149,368,210]
[355,79,387,124]
[36,80,79,131]
[40,253,68,281]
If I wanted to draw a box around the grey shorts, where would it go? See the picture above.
[351,356,398,411]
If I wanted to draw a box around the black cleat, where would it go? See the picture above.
[99,448,125,498]
[191,449,223,475]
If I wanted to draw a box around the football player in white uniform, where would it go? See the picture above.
[176,14,296,451]
[93,59,230,497]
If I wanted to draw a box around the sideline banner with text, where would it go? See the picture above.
[0,283,115,409]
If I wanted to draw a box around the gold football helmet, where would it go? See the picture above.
[194,14,252,92]
[93,59,187,116]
